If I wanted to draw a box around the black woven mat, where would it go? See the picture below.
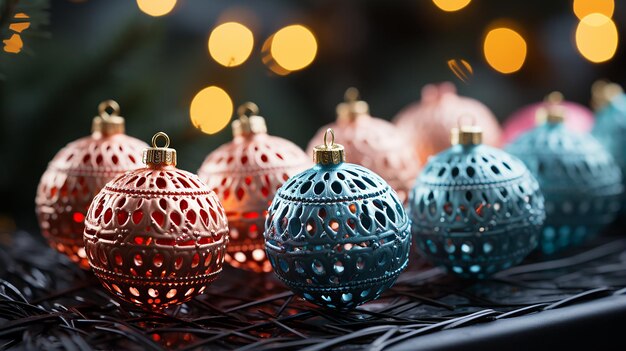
[0,230,625,350]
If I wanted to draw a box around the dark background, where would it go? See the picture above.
[1,0,625,232]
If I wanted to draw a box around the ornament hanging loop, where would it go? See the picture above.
[314,128,345,165]
[237,101,259,118]
[152,132,170,148]
[143,132,177,168]
[232,102,267,137]
[98,100,121,120]
[323,128,335,148]
[93,99,125,136]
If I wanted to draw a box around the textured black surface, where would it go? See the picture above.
[0,230,625,350]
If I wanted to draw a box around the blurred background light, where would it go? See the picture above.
[136,0,177,17]
[266,25,317,73]
[447,59,473,83]
[483,27,527,74]
[9,13,30,33]
[208,22,254,67]
[190,86,234,135]
[3,34,23,54]
[573,0,614,20]
[432,0,471,12]
[575,13,618,63]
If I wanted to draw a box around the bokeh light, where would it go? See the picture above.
[9,13,30,33]
[267,25,317,72]
[190,86,233,135]
[573,0,614,20]
[483,27,527,74]
[208,22,254,67]
[136,0,177,17]
[447,59,473,83]
[432,0,471,12]
[576,13,618,63]
[3,34,23,54]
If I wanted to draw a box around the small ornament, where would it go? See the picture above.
[35,100,147,269]
[502,91,594,144]
[198,102,310,273]
[507,102,623,254]
[306,88,420,202]
[84,132,228,310]
[393,82,502,165]
[265,129,411,309]
[409,123,545,278]
[591,80,626,211]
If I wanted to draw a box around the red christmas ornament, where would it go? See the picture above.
[198,102,310,273]
[306,88,420,202]
[393,82,502,165]
[84,132,228,310]
[35,100,147,269]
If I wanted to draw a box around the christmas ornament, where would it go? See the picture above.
[265,129,411,310]
[35,100,147,269]
[83,132,229,310]
[502,91,594,144]
[591,80,626,212]
[198,102,310,273]
[393,82,502,165]
[306,88,420,202]
[409,124,545,278]
[507,103,623,255]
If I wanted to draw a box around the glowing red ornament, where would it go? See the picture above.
[198,102,310,272]
[306,88,420,202]
[35,100,147,269]
[84,132,228,310]
[393,82,502,165]
[502,91,594,144]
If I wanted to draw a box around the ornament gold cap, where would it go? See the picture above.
[336,87,370,122]
[313,128,346,165]
[232,102,268,137]
[591,80,623,111]
[536,91,565,124]
[92,100,125,136]
[143,132,177,167]
[451,116,483,145]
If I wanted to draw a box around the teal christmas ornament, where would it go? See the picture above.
[264,129,411,310]
[409,125,545,278]
[507,103,623,255]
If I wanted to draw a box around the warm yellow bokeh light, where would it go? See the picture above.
[483,27,527,74]
[190,86,234,135]
[573,0,614,20]
[3,34,23,54]
[576,13,618,63]
[208,22,254,67]
[270,25,317,72]
[432,0,471,12]
[136,0,177,17]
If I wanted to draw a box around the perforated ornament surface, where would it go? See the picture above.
[35,134,147,269]
[409,144,545,278]
[83,167,228,310]
[198,133,310,272]
[265,163,411,310]
[507,123,623,254]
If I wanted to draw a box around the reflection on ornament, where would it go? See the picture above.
[35,100,147,269]
[307,88,420,202]
[409,125,544,278]
[507,102,623,254]
[503,92,594,144]
[393,82,502,165]
[198,102,310,273]
[266,129,411,310]
[84,132,228,310]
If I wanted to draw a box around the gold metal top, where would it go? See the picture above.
[232,102,268,137]
[313,128,346,165]
[143,132,177,167]
[537,91,566,124]
[451,125,483,146]
[92,99,125,136]
[591,80,623,111]
[336,87,370,122]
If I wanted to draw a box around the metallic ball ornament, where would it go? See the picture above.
[35,100,148,269]
[393,82,502,165]
[507,104,623,255]
[266,129,411,310]
[198,103,310,273]
[306,88,420,202]
[409,125,545,278]
[502,91,594,144]
[84,132,229,310]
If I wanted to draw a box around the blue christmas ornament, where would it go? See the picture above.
[409,125,545,278]
[507,105,623,255]
[592,81,626,212]
[264,129,411,310]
